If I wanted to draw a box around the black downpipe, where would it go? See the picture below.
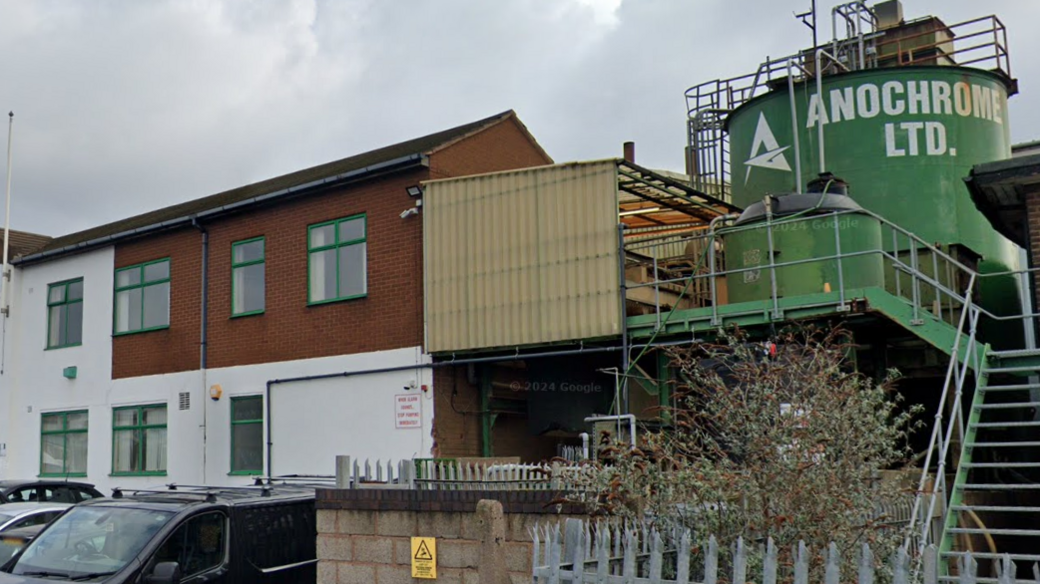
[262,337,695,479]
[192,218,209,482]
[191,218,209,369]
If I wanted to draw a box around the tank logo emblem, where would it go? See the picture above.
[745,112,791,183]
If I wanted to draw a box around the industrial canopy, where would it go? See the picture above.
[616,160,740,231]
[964,153,1040,248]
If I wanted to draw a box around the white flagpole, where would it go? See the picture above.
[1,112,13,318]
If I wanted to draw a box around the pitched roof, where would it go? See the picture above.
[3,229,52,258]
[24,110,522,262]
[965,153,1040,248]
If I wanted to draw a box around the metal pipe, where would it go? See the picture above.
[191,218,209,483]
[787,59,803,191]
[932,251,942,320]
[0,113,13,320]
[617,223,629,414]
[584,414,637,449]
[832,212,846,308]
[910,239,922,324]
[653,254,661,330]
[709,213,739,325]
[816,50,828,173]
[764,197,780,319]
[891,229,902,299]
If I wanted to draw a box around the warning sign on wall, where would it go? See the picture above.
[395,394,421,429]
[411,536,437,579]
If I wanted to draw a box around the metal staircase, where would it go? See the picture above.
[939,347,1040,578]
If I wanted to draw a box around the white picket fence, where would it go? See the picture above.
[532,519,1025,584]
[335,456,559,490]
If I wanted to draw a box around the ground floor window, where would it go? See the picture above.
[112,404,167,475]
[230,396,263,474]
[40,410,88,476]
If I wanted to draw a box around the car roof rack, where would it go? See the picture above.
[251,475,336,488]
[111,483,276,502]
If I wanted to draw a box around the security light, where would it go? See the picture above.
[406,185,423,197]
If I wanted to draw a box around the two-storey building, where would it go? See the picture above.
[0,110,551,491]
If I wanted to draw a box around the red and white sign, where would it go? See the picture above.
[395,394,422,429]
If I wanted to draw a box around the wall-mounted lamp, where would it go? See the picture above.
[406,185,423,197]
[618,206,661,218]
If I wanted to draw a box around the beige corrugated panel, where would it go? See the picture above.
[424,160,621,353]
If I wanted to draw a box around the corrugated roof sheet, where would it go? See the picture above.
[30,110,518,258]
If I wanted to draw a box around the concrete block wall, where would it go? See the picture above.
[316,489,583,584]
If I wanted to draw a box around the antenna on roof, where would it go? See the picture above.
[795,0,818,50]
[0,112,13,376]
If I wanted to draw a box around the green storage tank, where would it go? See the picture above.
[726,66,1021,343]
[725,191,884,304]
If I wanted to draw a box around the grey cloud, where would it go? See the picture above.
[0,0,1035,236]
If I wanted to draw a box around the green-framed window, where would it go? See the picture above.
[112,404,167,476]
[114,258,170,334]
[232,238,265,317]
[40,410,88,477]
[230,396,263,475]
[308,214,367,304]
[47,279,84,349]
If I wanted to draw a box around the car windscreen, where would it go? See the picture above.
[0,513,14,526]
[5,506,175,580]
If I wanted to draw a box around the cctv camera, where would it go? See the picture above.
[400,208,419,219]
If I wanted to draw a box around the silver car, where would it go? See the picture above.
[0,502,70,533]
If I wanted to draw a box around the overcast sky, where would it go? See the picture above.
[0,0,1037,237]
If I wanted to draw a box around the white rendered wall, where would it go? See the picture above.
[0,247,435,493]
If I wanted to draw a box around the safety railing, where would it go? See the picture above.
[624,206,1040,566]
[685,11,1012,206]
[874,15,1011,79]
[623,207,980,336]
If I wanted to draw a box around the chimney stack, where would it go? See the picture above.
[623,141,635,163]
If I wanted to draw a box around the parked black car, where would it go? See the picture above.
[0,481,103,504]
[0,483,316,583]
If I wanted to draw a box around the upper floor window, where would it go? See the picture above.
[308,214,366,304]
[47,279,83,349]
[114,259,170,334]
[232,238,265,317]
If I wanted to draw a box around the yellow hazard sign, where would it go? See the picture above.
[411,536,437,579]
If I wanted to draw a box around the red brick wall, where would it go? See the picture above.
[204,169,429,370]
[428,116,552,179]
[432,367,481,458]
[431,364,563,462]
[112,116,553,379]
[113,227,202,379]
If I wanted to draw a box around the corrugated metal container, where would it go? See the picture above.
[424,160,621,353]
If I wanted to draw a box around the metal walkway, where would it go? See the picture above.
[625,207,1040,574]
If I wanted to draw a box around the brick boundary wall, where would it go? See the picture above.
[316,489,584,584]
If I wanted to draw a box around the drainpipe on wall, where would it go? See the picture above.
[191,218,209,483]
